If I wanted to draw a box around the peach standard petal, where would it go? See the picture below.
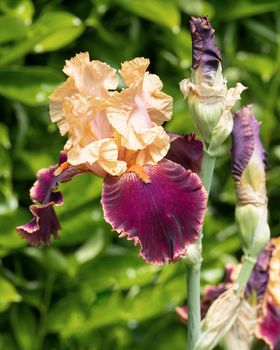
[49,52,118,136]
[120,57,150,86]
[63,52,119,97]
[107,58,172,162]
[67,138,126,177]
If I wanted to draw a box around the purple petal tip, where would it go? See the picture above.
[16,204,60,247]
[189,16,222,72]
[232,105,267,181]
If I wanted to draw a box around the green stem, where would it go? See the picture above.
[235,255,256,295]
[187,151,216,350]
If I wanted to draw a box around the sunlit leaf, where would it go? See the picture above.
[0,277,22,312]
[0,66,63,105]
[0,0,34,25]
[117,0,180,31]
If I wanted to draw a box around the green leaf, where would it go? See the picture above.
[0,15,26,44]
[234,52,277,82]
[0,209,27,256]
[178,0,215,19]
[0,123,11,149]
[76,254,159,292]
[10,304,37,350]
[0,12,84,65]
[31,12,84,53]
[117,0,180,31]
[0,0,34,25]
[216,0,280,20]
[0,277,22,312]
[0,66,63,105]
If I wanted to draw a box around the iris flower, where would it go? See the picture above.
[17,53,207,265]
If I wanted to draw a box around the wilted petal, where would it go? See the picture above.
[166,132,203,173]
[16,204,60,246]
[267,237,280,306]
[176,306,188,324]
[101,159,207,265]
[256,297,280,350]
[246,240,275,300]
[223,301,257,350]
[195,288,242,350]
[176,264,235,325]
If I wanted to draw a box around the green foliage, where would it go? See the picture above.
[0,0,278,349]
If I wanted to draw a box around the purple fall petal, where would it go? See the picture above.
[30,151,83,205]
[256,297,280,350]
[101,159,207,265]
[232,105,267,181]
[17,152,84,246]
[16,204,60,247]
[246,240,275,300]
[190,16,222,73]
[166,132,203,174]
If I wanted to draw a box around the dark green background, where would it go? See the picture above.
[0,0,279,349]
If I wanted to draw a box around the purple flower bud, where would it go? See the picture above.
[189,16,222,83]
[180,17,246,156]
[232,106,270,258]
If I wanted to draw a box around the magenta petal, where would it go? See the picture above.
[30,152,82,205]
[256,298,280,350]
[101,159,207,265]
[18,152,84,246]
[232,105,267,181]
[166,132,203,174]
[16,204,60,246]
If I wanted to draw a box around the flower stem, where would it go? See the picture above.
[187,151,216,350]
[235,255,256,295]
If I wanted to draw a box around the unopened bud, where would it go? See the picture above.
[232,106,270,260]
[180,16,246,156]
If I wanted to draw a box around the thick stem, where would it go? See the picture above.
[187,151,216,350]
[235,255,256,295]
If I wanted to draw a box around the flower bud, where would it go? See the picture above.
[180,16,246,156]
[232,106,270,259]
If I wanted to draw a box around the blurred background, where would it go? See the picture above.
[0,0,280,349]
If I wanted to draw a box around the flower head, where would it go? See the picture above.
[180,16,246,156]
[18,53,208,265]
